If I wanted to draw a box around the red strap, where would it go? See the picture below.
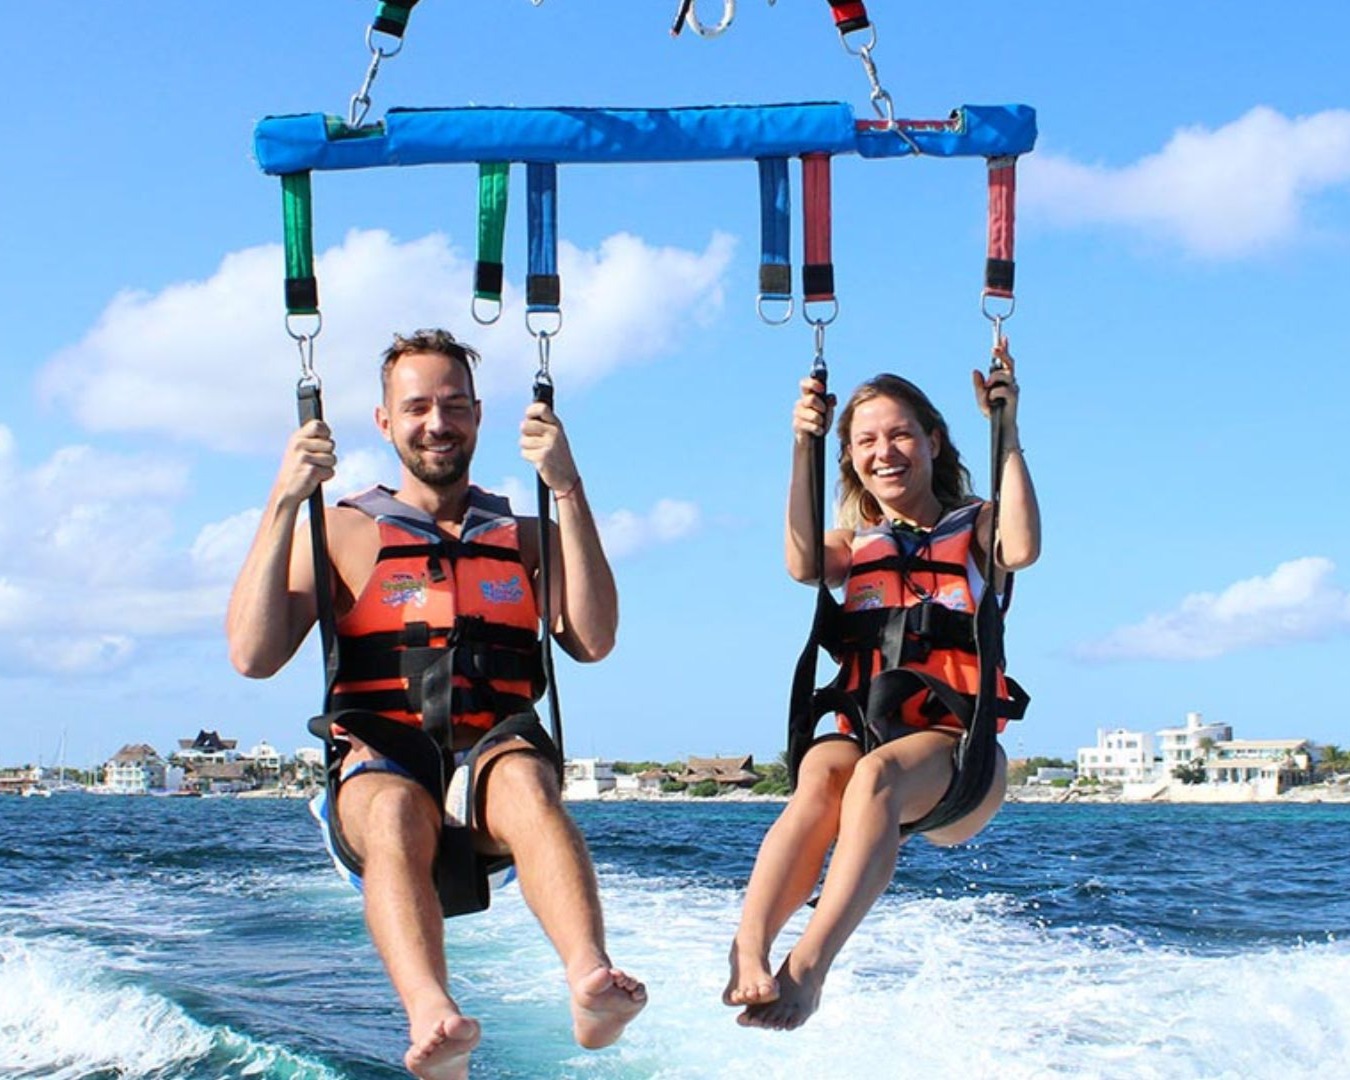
[984,156,1017,300]
[802,154,834,303]
[827,1,870,34]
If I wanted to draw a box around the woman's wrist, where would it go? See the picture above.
[554,475,582,501]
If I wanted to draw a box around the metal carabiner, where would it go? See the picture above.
[286,314,323,388]
[980,291,1016,339]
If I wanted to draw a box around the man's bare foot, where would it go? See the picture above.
[737,953,823,1032]
[404,1008,481,1080]
[723,941,779,1007]
[569,964,648,1049]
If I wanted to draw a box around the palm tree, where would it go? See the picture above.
[1317,743,1349,779]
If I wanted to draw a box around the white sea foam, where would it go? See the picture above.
[0,931,341,1080]
[443,871,1350,1079]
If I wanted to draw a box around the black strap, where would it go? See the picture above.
[786,359,837,788]
[434,711,560,916]
[532,377,566,775]
[898,394,1018,835]
[298,383,340,704]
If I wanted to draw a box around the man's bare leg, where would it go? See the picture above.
[338,751,480,1079]
[741,734,1003,1032]
[724,739,860,1007]
[477,747,647,1048]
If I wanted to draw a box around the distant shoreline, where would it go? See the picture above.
[562,780,1350,807]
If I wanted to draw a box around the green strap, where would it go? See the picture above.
[373,1,419,39]
[474,162,510,304]
[282,172,319,316]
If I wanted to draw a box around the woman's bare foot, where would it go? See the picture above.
[569,964,648,1049]
[737,953,824,1031]
[723,941,779,1007]
[404,1006,480,1080]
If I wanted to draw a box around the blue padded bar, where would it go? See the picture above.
[856,105,1038,160]
[254,103,1036,175]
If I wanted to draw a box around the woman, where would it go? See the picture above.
[725,338,1041,1031]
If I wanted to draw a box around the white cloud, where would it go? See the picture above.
[1022,106,1350,257]
[1075,557,1350,662]
[329,446,394,502]
[598,498,701,559]
[191,509,262,584]
[38,228,735,453]
[29,445,188,502]
[9,635,136,676]
[0,436,226,676]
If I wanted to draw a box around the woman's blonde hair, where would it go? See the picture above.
[834,374,973,530]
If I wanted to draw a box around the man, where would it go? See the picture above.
[227,329,645,1080]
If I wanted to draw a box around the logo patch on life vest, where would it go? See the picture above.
[934,583,972,612]
[381,572,428,607]
[480,575,525,604]
[852,583,885,611]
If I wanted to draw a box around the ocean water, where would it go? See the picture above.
[2,796,1349,1079]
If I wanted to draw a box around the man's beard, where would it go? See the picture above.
[397,442,471,487]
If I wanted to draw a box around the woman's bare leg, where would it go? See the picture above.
[724,739,861,1007]
[743,735,1005,1031]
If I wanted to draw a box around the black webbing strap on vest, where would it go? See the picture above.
[786,359,865,787]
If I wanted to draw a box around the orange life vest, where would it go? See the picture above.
[328,485,544,743]
[834,501,1017,735]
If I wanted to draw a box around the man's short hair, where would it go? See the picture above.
[380,329,481,402]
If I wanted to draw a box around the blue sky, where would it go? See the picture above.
[2,2,1348,770]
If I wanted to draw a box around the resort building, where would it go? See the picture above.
[1202,739,1313,796]
[1076,729,1156,783]
[245,741,283,781]
[613,769,669,796]
[678,755,760,789]
[185,761,250,795]
[103,744,169,794]
[173,729,240,766]
[1156,711,1232,776]
[563,758,617,799]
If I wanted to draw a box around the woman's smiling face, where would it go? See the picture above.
[846,394,941,522]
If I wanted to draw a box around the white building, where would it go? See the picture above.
[246,741,283,778]
[563,758,616,800]
[1204,739,1313,795]
[1157,711,1232,776]
[104,744,167,794]
[1077,728,1156,783]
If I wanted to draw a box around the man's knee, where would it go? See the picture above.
[340,775,440,862]
[478,749,562,841]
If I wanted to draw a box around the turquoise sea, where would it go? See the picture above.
[2,795,1349,1079]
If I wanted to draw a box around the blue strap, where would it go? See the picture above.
[526,162,560,314]
[757,157,792,305]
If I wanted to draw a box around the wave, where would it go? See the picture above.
[0,930,343,1080]
[456,872,1350,1079]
